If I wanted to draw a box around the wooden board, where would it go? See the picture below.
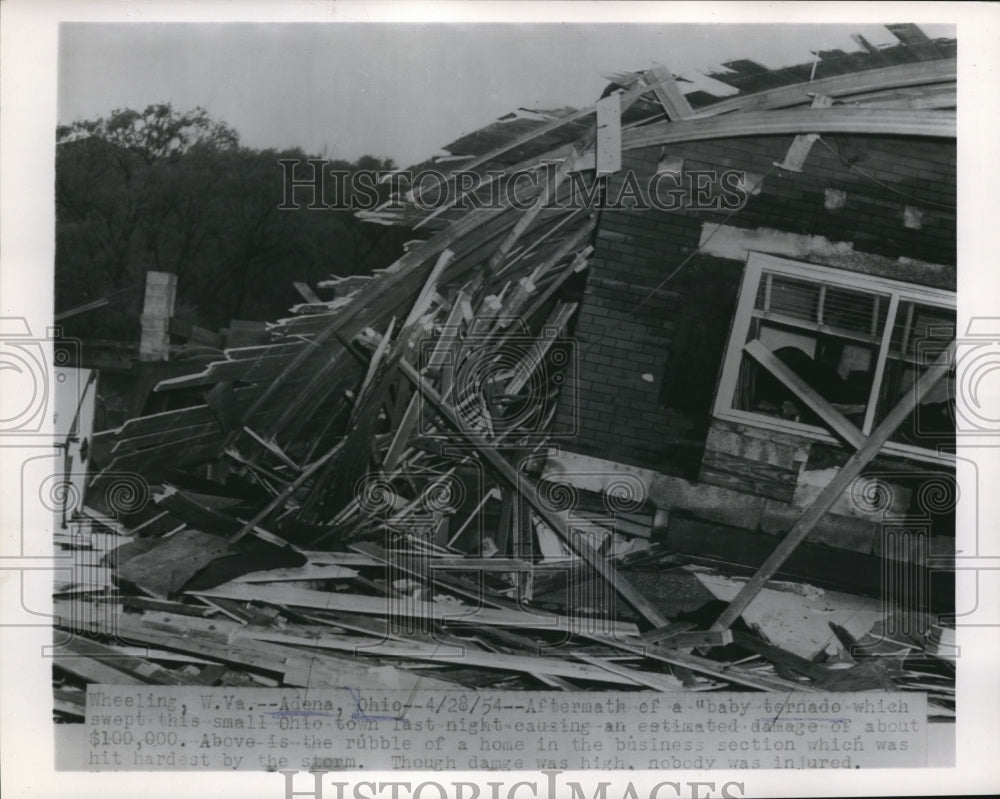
[189,583,639,637]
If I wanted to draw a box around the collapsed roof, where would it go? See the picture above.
[57,26,957,713]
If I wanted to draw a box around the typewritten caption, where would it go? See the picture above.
[83,686,926,771]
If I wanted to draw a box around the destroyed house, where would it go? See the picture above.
[55,26,957,717]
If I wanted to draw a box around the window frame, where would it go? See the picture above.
[713,251,956,464]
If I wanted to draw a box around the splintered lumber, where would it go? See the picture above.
[55,635,188,685]
[398,359,670,629]
[728,631,830,681]
[574,653,685,691]
[298,551,382,567]
[230,442,341,543]
[744,338,865,448]
[53,651,148,686]
[502,242,592,346]
[189,583,639,637]
[643,629,734,649]
[246,630,645,686]
[505,301,578,394]
[712,341,955,632]
[488,153,574,275]
[228,564,358,583]
[643,64,693,120]
[383,296,467,470]
[232,200,514,441]
[120,596,216,617]
[53,600,454,692]
[589,635,820,693]
[54,689,87,717]
[351,541,539,614]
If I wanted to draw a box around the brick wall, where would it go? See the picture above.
[555,133,956,482]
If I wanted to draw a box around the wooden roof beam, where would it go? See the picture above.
[690,58,956,117]
[624,107,955,151]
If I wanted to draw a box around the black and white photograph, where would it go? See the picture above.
[1,2,998,797]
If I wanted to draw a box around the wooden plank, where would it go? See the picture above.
[590,635,820,693]
[298,551,382,567]
[189,583,639,637]
[776,95,834,171]
[54,689,86,717]
[54,601,456,691]
[691,59,955,117]
[650,630,734,649]
[494,488,514,556]
[292,281,322,304]
[168,318,223,348]
[351,541,519,613]
[595,94,622,176]
[119,596,216,617]
[100,431,226,476]
[499,235,591,346]
[52,652,148,686]
[154,352,293,391]
[230,442,341,542]
[109,421,222,455]
[886,23,942,61]
[98,384,258,441]
[398,359,670,629]
[383,299,467,471]
[712,341,955,631]
[624,108,955,152]
[336,250,449,475]
[487,149,576,276]
[247,630,644,686]
[729,631,830,681]
[575,653,685,691]
[743,338,866,448]
[234,202,512,438]
[643,64,694,120]
[423,107,595,197]
[228,563,358,583]
[505,301,578,394]
[57,635,188,685]
[237,426,301,472]
[411,72,654,216]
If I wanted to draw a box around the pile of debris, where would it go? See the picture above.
[54,41,956,722]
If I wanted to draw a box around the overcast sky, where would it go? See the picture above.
[59,22,955,167]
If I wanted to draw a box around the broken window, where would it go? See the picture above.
[714,253,955,459]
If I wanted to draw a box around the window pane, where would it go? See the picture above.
[728,262,955,456]
[878,302,956,449]
[824,285,889,339]
[756,273,820,322]
[754,271,889,345]
[734,317,876,429]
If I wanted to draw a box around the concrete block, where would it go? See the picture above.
[792,466,913,520]
[760,499,877,554]
[650,474,764,531]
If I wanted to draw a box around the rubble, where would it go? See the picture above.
[54,30,957,722]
